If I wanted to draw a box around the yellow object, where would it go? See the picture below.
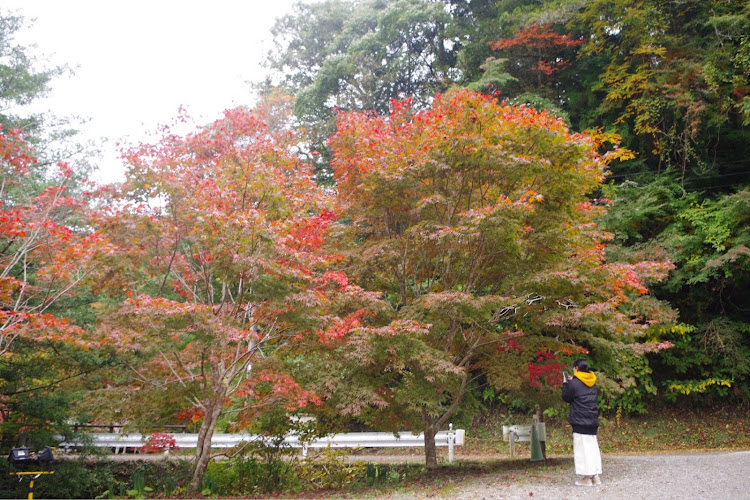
[574,371,597,387]
[9,471,54,500]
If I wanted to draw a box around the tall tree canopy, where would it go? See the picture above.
[0,126,112,446]
[572,0,750,183]
[474,0,750,185]
[0,10,109,448]
[91,107,340,492]
[266,0,459,181]
[0,11,61,137]
[306,90,673,468]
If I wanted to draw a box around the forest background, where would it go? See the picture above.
[0,0,748,496]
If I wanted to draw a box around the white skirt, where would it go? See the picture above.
[573,432,602,476]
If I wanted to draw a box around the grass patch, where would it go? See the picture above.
[457,402,750,460]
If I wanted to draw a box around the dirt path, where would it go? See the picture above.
[391,451,750,499]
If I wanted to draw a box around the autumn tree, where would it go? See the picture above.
[0,9,115,446]
[91,107,340,492]
[488,23,584,90]
[318,90,673,468]
[0,125,112,445]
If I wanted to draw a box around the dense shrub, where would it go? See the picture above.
[0,458,192,499]
[203,449,300,496]
[0,451,427,498]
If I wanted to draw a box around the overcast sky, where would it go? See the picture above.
[4,0,312,183]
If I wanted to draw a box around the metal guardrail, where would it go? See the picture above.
[71,424,187,433]
[58,425,466,462]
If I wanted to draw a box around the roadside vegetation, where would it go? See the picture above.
[1,403,747,498]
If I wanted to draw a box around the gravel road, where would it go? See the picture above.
[392,451,750,499]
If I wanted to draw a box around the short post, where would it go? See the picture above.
[447,423,455,463]
[530,415,544,462]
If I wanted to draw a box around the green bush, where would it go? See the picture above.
[201,446,420,496]
[1,460,112,499]
[647,321,748,403]
[296,448,366,490]
[0,452,421,498]
[364,462,419,486]
[0,458,192,499]
[204,444,300,496]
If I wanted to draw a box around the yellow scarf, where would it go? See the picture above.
[574,371,597,387]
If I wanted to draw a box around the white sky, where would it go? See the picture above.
[3,0,311,183]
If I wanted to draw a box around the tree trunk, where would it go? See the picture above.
[420,369,471,470]
[188,393,224,492]
[423,424,438,470]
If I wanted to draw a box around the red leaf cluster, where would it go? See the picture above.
[0,127,110,354]
[141,432,179,452]
[490,23,585,77]
[527,351,565,388]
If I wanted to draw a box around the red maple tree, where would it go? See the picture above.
[0,126,111,355]
[92,107,339,491]
[318,89,673,469]
[490,23,584,86]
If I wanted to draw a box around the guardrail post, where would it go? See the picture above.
[448,423,455,463]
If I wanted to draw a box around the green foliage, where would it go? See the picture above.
[202,446,413,495]
[647,320,750,402]
[597,351,657,415]
[204,450,300,496]
[271,0,457,112]
[466,57,517,93]
[0,339,114,451]
[666,190,750,292]
[125,471,153,499]
[0,11,62,137]
[571,0,750,182]
[0,459,192,499]
[643,190,750,401]
[267,0,460,180]
[599,178,750,406]
[599,176,696,246]
[297,449,366,490]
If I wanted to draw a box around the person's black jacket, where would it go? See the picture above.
[562,375,599,435]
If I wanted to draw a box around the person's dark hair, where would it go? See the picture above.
[573,359,590,372]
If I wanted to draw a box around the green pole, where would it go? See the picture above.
[530,423,544,462]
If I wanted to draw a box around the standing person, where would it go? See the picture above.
[562,359,602,486]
